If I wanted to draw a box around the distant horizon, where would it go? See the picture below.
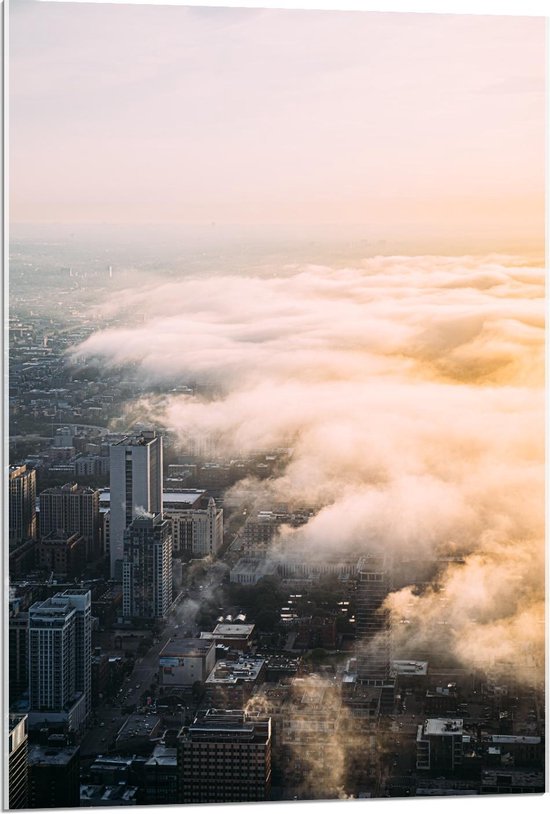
[9,221,546,263]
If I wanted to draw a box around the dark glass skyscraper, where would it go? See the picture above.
[122,513,172,620]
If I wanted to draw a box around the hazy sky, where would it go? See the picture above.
[9,1,546,250]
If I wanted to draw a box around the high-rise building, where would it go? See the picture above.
[143,744,179,805]
[9,601,28,705]
[9,464,37,548]
[8,715,28,809]
[28,598,76,712]
[28,741,80,809]
[109,430,163,578]
[122,514,172,620]
[356,552,392,683]
[39,483,101,560]
[99,487,223,561]
[60,589,92,717]
[356,552,395,713]
[416,718,464,773]
[28,589,92,728]
[177,710,272,804]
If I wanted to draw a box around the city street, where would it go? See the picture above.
[79,560,226,758]
[80,624,174,758]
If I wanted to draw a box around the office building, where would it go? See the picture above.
[74,453,110,478]
[178,710,272,804]
[416,718,464,773]
[230,557,278,585]
[109,430,162,577]
[36,530,86,579]
[159,637,216,688]
[356,552,392,683]
[62,589,92,717]
[39,483,101,560]
[480,769,544,794]
[162,489,204,513]
[28,589,92,728]
[164,495,223,557]
[9,464,37,547]
[28,597,76,713]
[100,486,222,560]
[277,556,356,582]
[88,754,140,786]
[9,603,28,705]
[122,514,172,620]
[102,508,110,563]
[143,744,179,805]
[9,538,37,578]
[200,622,255,650]
[28,742,80,809]
[8,715,28,809]
[205,658,266,708]
[356,552,395,714]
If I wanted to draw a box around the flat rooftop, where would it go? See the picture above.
[185,712,271,744]
[99,489,204,507]
[489,735,541,745]
[114,432,158,447]
[28,744,79,766]
[90,755,134,769]
[424,718,464,736]
[80,784,138,803]
[212,623,255,637]
[393,660,428,676]
[206,658,265,685]
[145,744,177,767]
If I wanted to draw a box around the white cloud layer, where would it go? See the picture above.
[74,253,545,682]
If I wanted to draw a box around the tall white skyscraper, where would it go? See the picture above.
[109,430,163,578]
[28,589,92,730]
[122,513,172,620]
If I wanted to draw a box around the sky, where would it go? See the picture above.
[9,1,546,253]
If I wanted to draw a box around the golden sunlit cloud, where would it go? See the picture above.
[74,253,545,684]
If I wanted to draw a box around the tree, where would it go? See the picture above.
[192,681,205,703]
[255,608,280,632]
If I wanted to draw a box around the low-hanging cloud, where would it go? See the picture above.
[74,254,545,683]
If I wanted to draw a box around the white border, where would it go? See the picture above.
[28,0,550,17]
